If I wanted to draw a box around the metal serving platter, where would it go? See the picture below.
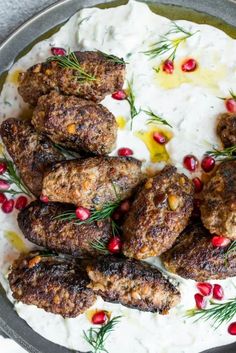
[0,0,236,352]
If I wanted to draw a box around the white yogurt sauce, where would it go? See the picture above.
[0,1,236,352]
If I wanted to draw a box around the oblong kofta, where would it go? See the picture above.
[86,256,180,313]
[32,91,117,155]
[162,222,236,281]
[18,200,112,257]
[18,51,126,106]
[200,161,236,240]
[8,252,96,318]
[0,118,64,197]
[42,156,143,208]
[122,166,194,259]
[217,113,236,148]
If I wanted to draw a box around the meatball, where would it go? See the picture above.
[32,91,117,155]
[18,51,126,105]
[42,156,143,208]
[162,222,236,281]
[18,200,112,257]
[217,113,236,148]
[122,166,194,259]
[200,161,236,240]
[8,252,96,317]
[0,118,64,196]
[86,256,180,313]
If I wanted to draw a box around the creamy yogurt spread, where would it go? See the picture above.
[0,1,236,352]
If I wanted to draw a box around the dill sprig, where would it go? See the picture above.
[83,316,121,353]
[97,50,127,65]
[90,239,109,255]
[125,79,141,130]
[219,89,236,101]
[53,143,80,159]
[143,109,172,128]
[225,241,236,260]
[186,298,236,329]
[206,145,236,161]
[47,50,96,81]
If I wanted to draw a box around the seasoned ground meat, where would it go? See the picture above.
[200,161,236,240]
[122,166,194,259]
[18,200,112,257]
[162,222,236,281]
[8,253,96,317]
[18,51,126,106]
[217,113,236,148]
[0,118,64,196]
[42,156,143,208]
[86,256,180,313]
[32,91,117,155]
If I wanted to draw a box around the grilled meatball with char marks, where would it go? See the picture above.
[18,200,113,257]
[217,113,236,148]
[162,222,236,281]
[8,253,96,317]
[42,156,142,208]
[200,161,236,240]
[86,256,180,313]
[0,118,64,196]
[18,51,126,106]
[122,166,194,259]
[32,91,117,155]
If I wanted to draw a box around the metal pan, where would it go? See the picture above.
[0,1,236,352]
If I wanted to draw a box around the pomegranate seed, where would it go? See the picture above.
[153,132,166,144]
[2,199,14,213]
[225,99,236,113]
[228,322,236,335]
[108,236,122,254]
[15,196,28,210]
[0,180,10,191]
[201,156,215,173]
[112,90,127,100]
[40,195,49,203]
[51,47,66,56]
[194,293,207,310]
[0,193,7,204]
[92,311,108,325]
[182,58,197,72]
[211,236,230,247]
[183,155,199,172]
[213,284,224,300]
[75,206,90,221]
[196,282,212,296]
[119,200,131,213]
[193,177,203,193]
[162,59,174,74]
[118,148,133,157]
[0,162,7,174]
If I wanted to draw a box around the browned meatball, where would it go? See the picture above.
[122,166,194,259]
[0,118,64,196]
[86,256,180,313]
[217,113,236,147]
[8,252,96,318]
[200,161,236,240]
[162,222,236,281]
[18,51,126,106]
[32,91,117,155]
[42,157,143,208]
[17,200,112,257]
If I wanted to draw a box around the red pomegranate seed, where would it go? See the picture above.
[182,58,197,72]
[92,311,108,325]
[196,282,212,296]
[118,148,133,157]
[0,162,7,175]
[75,206,90,221]
[119,200,131,213]
[193,177,203,193]
[40,195,49,203]
[228,322,236,335]
[225,99,236,113]
[183,155,199,172]
[15,196,28,210]
[163,59,174,74]
[51,47,66,56]
[194,293,207,310]
[0,193,7,204]
[112,90,127,100]
[213,284,224,300]
[0,180,10,191]
[108,236,122,254]
[153,132,166,144]
[201,156,215,173]
[2,199,14,213]
[211,236,230,247]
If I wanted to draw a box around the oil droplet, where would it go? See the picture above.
[116,116,126,129]
[7,69,22,85]
[86,309,111,323]
[135,126,173,163]
[4,231,28,253]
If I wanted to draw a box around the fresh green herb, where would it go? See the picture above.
[83,316,121,353]
[53,143,80,159]
[90,239,109,255]
[219,89,236,101]
[125,79,141,130]
[143,109,172,128]
[97,50,127,65]
[206,145,236,161]
[47,50,96,81]
[225,241,236,263]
